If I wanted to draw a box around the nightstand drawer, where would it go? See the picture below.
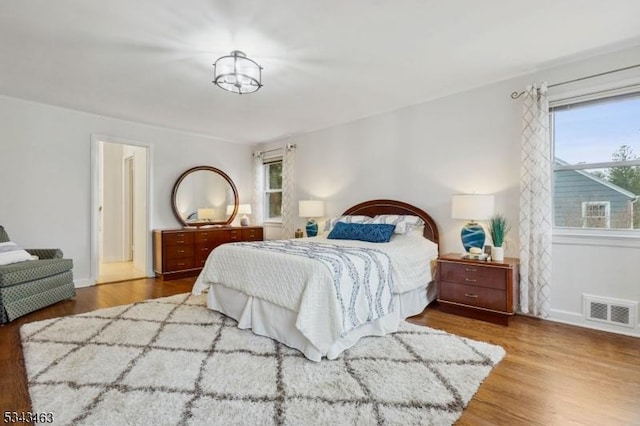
[439,262,506,290]
[439,281,507,311]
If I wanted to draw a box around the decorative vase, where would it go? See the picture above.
[305,220,318,237]
[460,221,486,252]
[491,246,504,262]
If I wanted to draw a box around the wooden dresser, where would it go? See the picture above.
[153,226,263,280]
[437,253,519,325]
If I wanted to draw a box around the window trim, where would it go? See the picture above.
[553,227,640,248]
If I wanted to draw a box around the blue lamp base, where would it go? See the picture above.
[305,219,318,237]
[460,222,486,252]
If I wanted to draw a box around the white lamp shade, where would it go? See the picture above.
[299,200,324,218]
[238,204,252,215]
[197,208,216,220]
[226,205,235,215]
[451,194,494,221]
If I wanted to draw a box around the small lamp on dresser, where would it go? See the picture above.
[451,194,494,252]
[299,200,324,237]
[237,204,252,226]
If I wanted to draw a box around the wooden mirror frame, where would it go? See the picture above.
[171,166,239,227]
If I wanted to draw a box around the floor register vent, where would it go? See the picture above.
[583,295,637,328]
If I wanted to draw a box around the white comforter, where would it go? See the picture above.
[192,233,438,353]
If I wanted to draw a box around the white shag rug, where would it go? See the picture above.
[20,293,505,426]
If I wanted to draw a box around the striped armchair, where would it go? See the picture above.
[0,226,75,323]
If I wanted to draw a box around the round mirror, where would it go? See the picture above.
[171,166,239,227]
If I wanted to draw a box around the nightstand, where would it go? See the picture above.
[437,253,519,325]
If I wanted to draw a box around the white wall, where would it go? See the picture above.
[0,96,252,286]
[265,44,640,336]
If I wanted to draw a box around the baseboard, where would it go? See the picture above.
[74,278,94,288]
[549,308,640,338]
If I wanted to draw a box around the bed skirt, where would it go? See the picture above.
[205,282,436,362]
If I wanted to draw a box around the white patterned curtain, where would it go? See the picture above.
[281,144,296,238]
[519,83,552,318]
[251,151,264,226]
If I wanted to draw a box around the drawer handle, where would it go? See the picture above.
[465,278,476,283]
[465,268,477,272]
[464,293,479,298]
[177,233,185,237]
[177,262,185,266]
[176,240,185,244]
[178,249,184,253]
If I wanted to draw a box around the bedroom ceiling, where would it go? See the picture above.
[1,0,640,144]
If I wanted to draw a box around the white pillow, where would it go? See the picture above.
[0,241,33,266]
[323,215,372,232]
[371,215,425,234]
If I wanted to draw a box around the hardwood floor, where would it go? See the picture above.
[1,278,639,425]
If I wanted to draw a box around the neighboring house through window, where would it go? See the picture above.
[551,92,640,230]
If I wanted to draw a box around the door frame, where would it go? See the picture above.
[90,134,154,285]
[123,155,135,261]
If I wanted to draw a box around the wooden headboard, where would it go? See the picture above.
[342,199,439,246]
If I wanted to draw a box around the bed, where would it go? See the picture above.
[192,199,439,361]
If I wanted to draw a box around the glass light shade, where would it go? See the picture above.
[299,200,324,218]
[451,194,494,221]
[213,50,262,94]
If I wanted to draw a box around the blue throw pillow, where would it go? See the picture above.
[327,222,396,243]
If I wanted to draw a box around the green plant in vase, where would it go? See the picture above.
[488,214,510,261]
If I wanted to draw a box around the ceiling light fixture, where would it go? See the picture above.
[212,50,262,94]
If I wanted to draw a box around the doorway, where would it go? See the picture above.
[92,137,150,284]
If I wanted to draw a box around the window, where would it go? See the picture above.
[552,92,640,230]
[582,201,610,228]
[264,160,283,222]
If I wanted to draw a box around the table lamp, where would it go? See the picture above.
[451,194,494,252]
[197,208,216,221]
[237,204,252,226]
[299,200,324,237]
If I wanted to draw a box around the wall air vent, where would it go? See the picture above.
[583,295,637,329]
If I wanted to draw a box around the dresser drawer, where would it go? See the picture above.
[195,231,214,244]
[163,232,194,246]
[195,244,214,267]
[242,227,263,241]
[439,262,506,290]
[166,257,195,271]
[165,244,194,259]
[439,281,507,311]
[229,228,241,241]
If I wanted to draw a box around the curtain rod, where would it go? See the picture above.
[510,63,640,99]
[254,143,297,156]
